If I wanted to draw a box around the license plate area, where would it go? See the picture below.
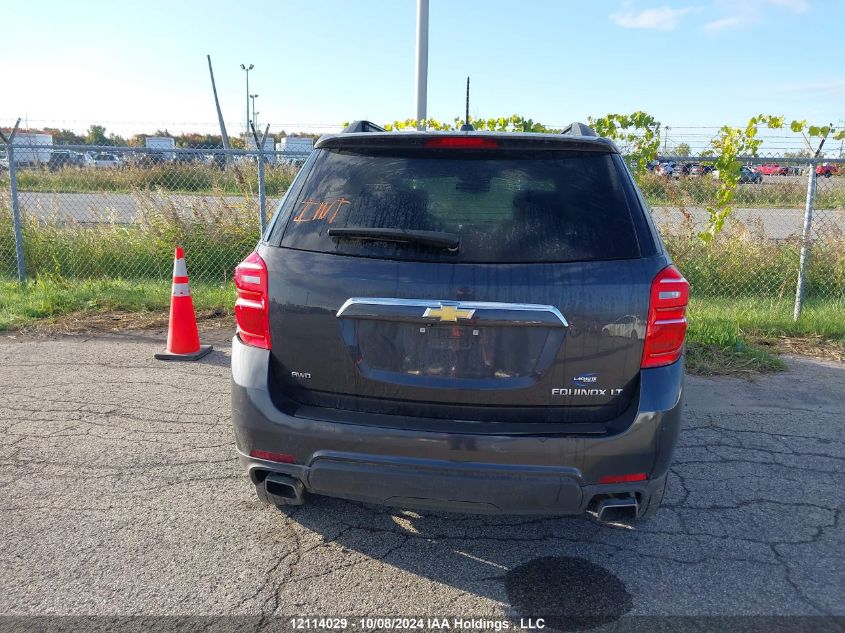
[422,324,478,351]
[351,319,559,382]
[336,298,568,389]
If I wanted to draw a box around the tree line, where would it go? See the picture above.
[37,125,320,148]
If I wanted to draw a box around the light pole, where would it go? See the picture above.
[240,63,254,133]
[250,94,259,132]
[415,0,429,129]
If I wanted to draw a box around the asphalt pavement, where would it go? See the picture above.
[0,329,842,632]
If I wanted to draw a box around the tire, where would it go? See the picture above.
[637,473,668,519]
[824,172,832,178]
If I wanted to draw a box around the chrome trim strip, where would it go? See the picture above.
[336,297,568,327]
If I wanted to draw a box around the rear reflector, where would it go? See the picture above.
[642,265,689,369]
[599,473,648,484]
[424,137,499,149]
[250,449,296,464]
[234,251,271,350]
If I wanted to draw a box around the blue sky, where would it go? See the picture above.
[2,0,843,141]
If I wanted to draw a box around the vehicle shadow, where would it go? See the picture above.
[196,348,233,368]
[275,493,648,631]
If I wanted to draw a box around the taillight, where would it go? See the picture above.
[234,251,271,349]
[641,265,689,368]
[424,136,499,149]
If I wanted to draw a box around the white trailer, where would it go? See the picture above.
[276,137,313,155]
[12,132,53,165]
[276,137,313,164]
[145,136,176,161]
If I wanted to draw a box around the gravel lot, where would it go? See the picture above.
[0,329,842,631]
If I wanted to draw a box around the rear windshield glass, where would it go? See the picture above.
[278,148,643,263]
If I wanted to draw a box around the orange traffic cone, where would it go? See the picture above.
[155,246,212,361]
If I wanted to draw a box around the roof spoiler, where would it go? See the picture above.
[561,122,598,137]
[342,120,386,133]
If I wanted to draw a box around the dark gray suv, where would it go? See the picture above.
[231,122,688,521]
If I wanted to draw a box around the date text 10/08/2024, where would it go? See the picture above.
[289,617,547,631]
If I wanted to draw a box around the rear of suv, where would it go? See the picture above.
[231,122,687,521]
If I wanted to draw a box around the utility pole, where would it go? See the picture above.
[414,0,429,129]
[240,63,254,134]
[206,55,231,153]
[664,125,669,154]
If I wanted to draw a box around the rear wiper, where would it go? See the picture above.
[327,227,460,251]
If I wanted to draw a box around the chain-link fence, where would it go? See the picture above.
[0,143,307,283]
[1,142,843,315]
[641,154,845,312]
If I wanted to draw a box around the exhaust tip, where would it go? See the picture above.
[595,496,638,523]
[264,473,305,506]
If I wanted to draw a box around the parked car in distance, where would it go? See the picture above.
[174,151,201,164]
[231,122,688,522]
[715,166,763,184]
[687,163,713,176]
[655,161,675,176]
[816,163,838,178]
[48,150,85,171]
[85,152,123,169]
[672,162,692,178]
[741,166,764,183]
[755,163,788,176]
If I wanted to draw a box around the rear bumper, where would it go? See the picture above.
[231,336,683,515]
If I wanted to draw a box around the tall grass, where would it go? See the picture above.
[1,175,844,300]
[0,277,232,331]
[1,187,261,281]
[637,171,845,209]
[661,218,845,299]
[687,296,845,342]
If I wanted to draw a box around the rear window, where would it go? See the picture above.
[278,148,644,263]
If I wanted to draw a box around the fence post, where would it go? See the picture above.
[1,119,26,283]
[250,122,270,236]
[257,148,267,235]
[792,161,817,321]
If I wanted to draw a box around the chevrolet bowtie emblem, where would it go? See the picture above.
[423,304,476,322]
